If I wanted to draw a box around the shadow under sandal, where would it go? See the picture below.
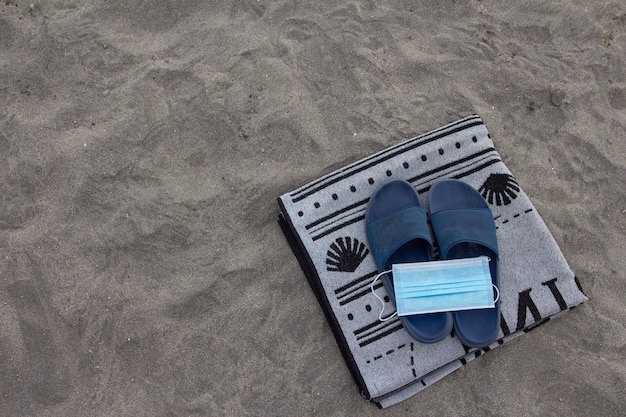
[366,179,453,344]
[429,179,500,348]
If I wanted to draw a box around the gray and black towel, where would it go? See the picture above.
[277,115,587,408]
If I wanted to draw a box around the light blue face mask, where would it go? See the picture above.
[371,256,499,320]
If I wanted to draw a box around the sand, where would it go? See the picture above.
[1,1,624,416]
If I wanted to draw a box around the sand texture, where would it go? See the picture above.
[1,1,625,416]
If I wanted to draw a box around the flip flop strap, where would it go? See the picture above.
[366,206,433,270]
[430,208,499,259]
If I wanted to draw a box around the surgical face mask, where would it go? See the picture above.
[371,256,498,320]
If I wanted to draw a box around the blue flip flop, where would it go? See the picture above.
[366,179,453,344]
[429,179,500,348]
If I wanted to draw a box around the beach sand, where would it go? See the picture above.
[1,1,624,415]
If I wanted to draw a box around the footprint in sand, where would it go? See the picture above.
[6,255,73,406]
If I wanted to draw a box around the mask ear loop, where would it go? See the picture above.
[486,257,500,305]
[370,270,397,321]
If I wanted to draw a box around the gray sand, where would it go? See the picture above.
[1,1,624,416]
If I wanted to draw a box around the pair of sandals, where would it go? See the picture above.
[366,179,500,348]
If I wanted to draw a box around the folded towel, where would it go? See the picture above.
[277,115,587,408]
